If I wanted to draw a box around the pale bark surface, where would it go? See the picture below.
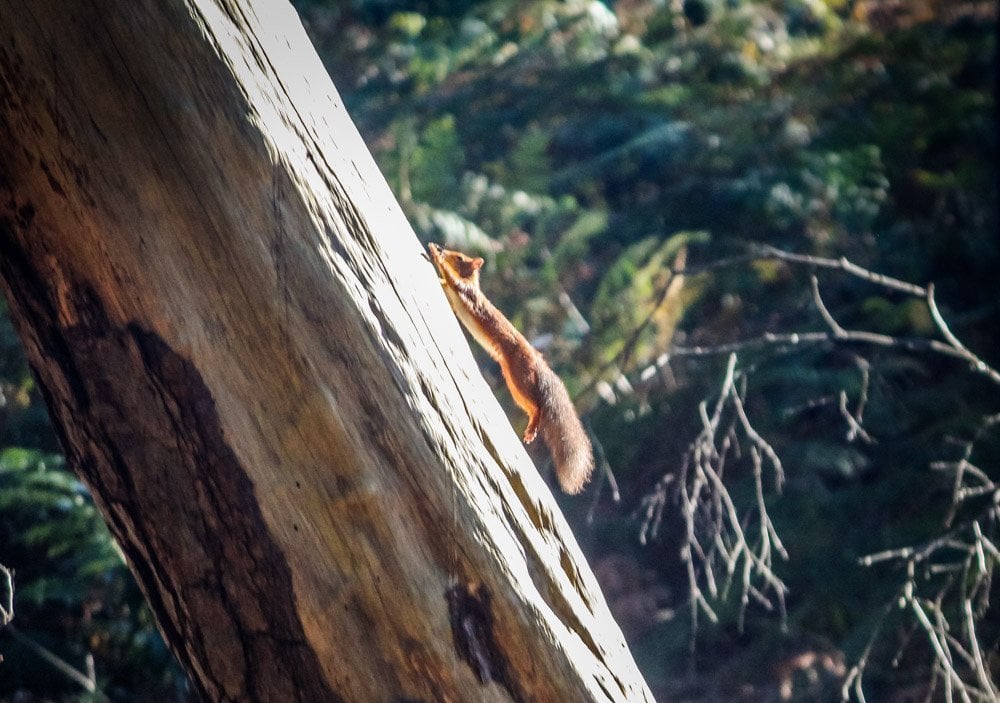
[0,1,654,701]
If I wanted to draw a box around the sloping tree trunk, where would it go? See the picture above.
[0,1,653,701]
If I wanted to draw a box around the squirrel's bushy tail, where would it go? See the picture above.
[537,369,594,494]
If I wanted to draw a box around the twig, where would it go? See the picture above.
[839,390,875,444]
[6,625,103,696]
[841,598,896,702]
[910,598,972,703]
[963,596,998,698]
[640,354,788,650]
[856,499,999,702]
[669,328,1000,385]
[586,422,620,524]
[0,565,12,628]
[729,382,785,492]
[621,243,997,699]
[593,243,1000,414]
[750,244,927,296]
[939,413,1000,526]
[810,274,847,337]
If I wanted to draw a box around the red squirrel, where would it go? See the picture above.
[428,243,594,494]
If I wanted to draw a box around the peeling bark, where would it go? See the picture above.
[0,1,655,701]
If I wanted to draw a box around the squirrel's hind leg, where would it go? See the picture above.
[523,410,540,444]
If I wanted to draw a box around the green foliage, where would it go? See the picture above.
[0,302,183,700]
[0,449,120,599]
[0,445,184,700]
[506,125,551,193]
[589,232,698,368]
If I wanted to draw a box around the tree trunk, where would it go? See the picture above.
[0,1,654,701]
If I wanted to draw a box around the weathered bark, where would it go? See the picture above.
[0,1,653,702]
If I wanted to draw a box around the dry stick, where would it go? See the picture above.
[963,596,998,699]
[751,244,927,296]
[972,520,999,564]
[927,283,973,357]
[6,625,102,696]
[638,356,734,541]
[857,513,998,702]
[0,565,12,628]
[810,274,848,338]
[838,390,875,444]
[649,353,789,643]
[851,356,872,428]
[630,247,998,697]
[646,245,1000,387]
[673,327,992,373]
[700,455,786,618]
[935,413,1000,526]
[585,426,621,524]
[810,276,877,444]
[671,358,738,637]
[729,382,785,492]
[637,473,673,545]
[911,598,972,703]
[841,599,895,703]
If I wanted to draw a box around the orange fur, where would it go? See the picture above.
[429,243,594,493]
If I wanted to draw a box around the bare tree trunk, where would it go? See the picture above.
[0,1,653,701]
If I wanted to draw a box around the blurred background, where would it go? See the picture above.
[1,0,997,700]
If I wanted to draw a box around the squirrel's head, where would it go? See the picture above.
[428,243,484,284]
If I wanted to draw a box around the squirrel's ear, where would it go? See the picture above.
[472,257,485,270]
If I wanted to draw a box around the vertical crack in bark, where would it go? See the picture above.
[446,581,527,703]
[0,224,344,701]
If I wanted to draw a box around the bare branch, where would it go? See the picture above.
[750,244,927,296]
[810,274,848,337]
[663,245,999,384]
[622,244,996,699]
[839,391,875,445]
[729,383,785,492]
[668,327,1000,386]
[6,625,102,696]
[841,599,896,702]
[963,596,998,699]
[0,564,12,628]
[640,354,788,649]
[586,424,621,525]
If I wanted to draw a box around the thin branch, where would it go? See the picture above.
[729,383,785,492]
[910,599,972,703]
[669,328,1000,385]
[594,243,1000,412]
[6,625,102,696]
[0,565,12,628]
[839,390,875,445]
[963,596,998,698]
[640,354,788,651]
[927,283,972,356]
[586,423,621,524]
[623,244,997,700]
[750,244,927,296]
[841,598,897,702]
[810,274,847,337]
